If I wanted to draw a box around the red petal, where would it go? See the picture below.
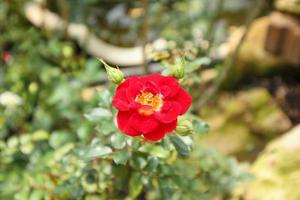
[112,79,131,111]
[117,111,140,136]
[164,119,177,134]
[143,73,164,83]
[143,120,177,141]
[160,85,172,97]
[172,87,192,115]
[143,125,165,141]
[126,79,143,101]
[130,113,159,134]
[159,77,179,98]
[155,101,181,123]
[112,90,130,111]
[144,74,179,98]
[143,80,159,94]
[141,74,180,98]
[112,99,130,111]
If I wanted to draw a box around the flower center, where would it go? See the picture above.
[136,92,163,112]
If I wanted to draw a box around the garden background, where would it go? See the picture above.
[1,0,300,199]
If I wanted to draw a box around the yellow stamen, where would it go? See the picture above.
[136,92,163,115]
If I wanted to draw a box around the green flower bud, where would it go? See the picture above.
[98,58,124,85]
[171,57,185,79]
[175,119,193,136]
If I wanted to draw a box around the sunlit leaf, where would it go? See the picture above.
[95,119,117,135]
[186,57,211,73]
[110,132,127,149]
[29,190,44,200]
[130,157,147,170]
[97,89,112,108]
[84,108,112,122]
[31,130,49,141]
[138,144,170,158]
[112,150,131,165]
[49,131,74,149]
[129,172,143,199]
[84,146,112,161]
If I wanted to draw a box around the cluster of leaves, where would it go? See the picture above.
[0,88,251,200]
[0,0,251,199]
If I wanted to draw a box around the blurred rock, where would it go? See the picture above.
[275,0,300,16]
[265,12,300,66]
[223,16,285,85]
[199,88,292,159]
[233,124,300,200]
[228,16,284,73]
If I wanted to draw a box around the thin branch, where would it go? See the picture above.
[205,0,225,54]
[194,0,267,110]
[24,2,144,66]
[142,0,149,73]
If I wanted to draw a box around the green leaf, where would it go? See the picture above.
[79,58,105,84]
[49,131,74,149]
[159,177,179,199]
[161,138,173,150]
[97,89,112,108]
[31,130,49,141]
[110,132,127,149]
[84,145,112,161]
[186,114,209,135]
[130,157,147,170]
[138,144,170,158]
[169,135,190,156]
[193,119,209,134]
[129,172,143,199]
[54,143,75,160]
[95,119,116,135]
[29,189,44,200]
[186,57,211,73]
[20,143,34,154]
[113,150,131,165]
[145,157,159,173]
[77,124,92,142]
[84,108,112,122]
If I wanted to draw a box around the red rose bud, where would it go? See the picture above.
[175,118,193,136]
[170,57,185,79]
[98,58,124,85]
[112,73,192,141]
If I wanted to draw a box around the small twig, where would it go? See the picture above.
[58,0,70,38]
[194,0,267,110]
[205,0,225,54]
[142,0,149,73]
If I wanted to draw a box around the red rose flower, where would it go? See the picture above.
[112,73,192,141]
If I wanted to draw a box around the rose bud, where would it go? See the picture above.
[98,58,124,85]
[175,119,193,136]
[170,57,185,79]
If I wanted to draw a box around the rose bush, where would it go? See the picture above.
[112,73,192,141]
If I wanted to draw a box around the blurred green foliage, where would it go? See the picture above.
[0,0,252,199]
